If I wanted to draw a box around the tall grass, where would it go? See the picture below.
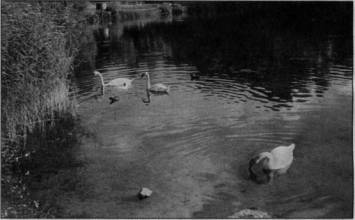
[1,1,92,217]
[1,0,95,141]
[2,2,79,142]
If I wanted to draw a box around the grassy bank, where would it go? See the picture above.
[1,1,93,217]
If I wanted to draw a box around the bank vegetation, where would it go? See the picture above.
[1,1,93,217]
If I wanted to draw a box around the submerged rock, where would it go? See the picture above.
[137,187,153,200]
[229,209,271,218]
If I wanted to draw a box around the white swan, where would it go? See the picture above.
[249,143,295,184]
[94,71,135,94]
[141,72,169,94]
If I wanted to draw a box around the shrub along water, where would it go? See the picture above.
[1,1,93,217]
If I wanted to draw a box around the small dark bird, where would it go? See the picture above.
[109,96,119,104]
[190,72,200,80]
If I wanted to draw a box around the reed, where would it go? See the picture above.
[1,1,90,217]
[1,1,84,144]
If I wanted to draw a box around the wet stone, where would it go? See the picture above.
[137,187,153,200]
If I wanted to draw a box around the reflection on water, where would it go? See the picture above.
[71,4,352,218]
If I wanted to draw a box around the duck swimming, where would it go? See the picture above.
[249,143,295,184]
[190,72,200,80]
[109,96,119,104]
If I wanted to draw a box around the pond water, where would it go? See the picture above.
[68,5,352,218]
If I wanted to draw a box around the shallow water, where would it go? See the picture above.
[68,6,352,218]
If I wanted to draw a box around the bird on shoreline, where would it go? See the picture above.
[141,72,169,94]
[249,143,295,184]
[94,70,136,94]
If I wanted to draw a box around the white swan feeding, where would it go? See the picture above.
[141,72,169,94]
[94,71,135,94]
[249,143,295,184]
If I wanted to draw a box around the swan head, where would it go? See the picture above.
[94,71,101,76]
[256,152,273,167]
[249,156,272,184]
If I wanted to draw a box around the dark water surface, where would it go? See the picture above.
[69,4,352,218]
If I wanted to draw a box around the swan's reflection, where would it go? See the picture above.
[141,89,151,105]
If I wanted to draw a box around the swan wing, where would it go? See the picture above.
[151,83,169,92]
[269,145,294,169]
[107,78,133,88]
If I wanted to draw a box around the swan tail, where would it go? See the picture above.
[289,143,295,151]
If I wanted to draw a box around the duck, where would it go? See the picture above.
[249,143,295,184]
[109,96,119,104]
[190,72,200,80]
[94,71,136,94]
[141,72,169,94]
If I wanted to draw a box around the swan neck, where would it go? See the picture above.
[146,73,151,89]
[99,73,105,87]
[96,72,105,94]
[258,152,274,168]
